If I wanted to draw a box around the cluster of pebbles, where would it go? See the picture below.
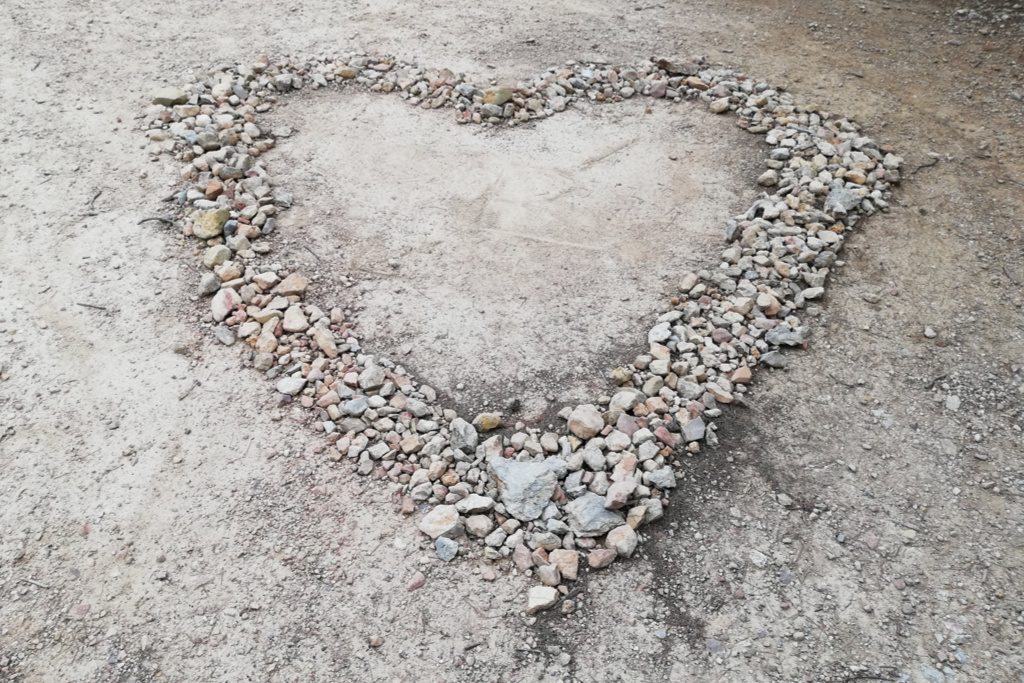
[141,51,901,614]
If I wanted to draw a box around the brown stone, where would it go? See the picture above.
[587,549,617,569]
[549,549,579,581]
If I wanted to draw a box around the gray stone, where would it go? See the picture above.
[488,456,557,521]
[646,466,676,489]
[760,351,787,368]
[564,493,626,537]
[151,88,188,106]
[824,185,860,215]
[455,494,495,515]
[435,537,458,562]
[214,325,235,346]
[449,417,478,453]
[765,324,809,347]
[358,363,386,391]
[276,375,306,396]
[681,417,705,442]
[198,272,221,296]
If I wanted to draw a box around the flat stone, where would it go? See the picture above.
[564,493,625,537]
[417,505,464,539]
[548,549,579,581]
[646,466,676,489]
[276,273,308,296]
[526,586,559,614]
[489,457,557,521]
[587,548,617,569]
[312,326,338,357]
[152,88,188,106]
[681,417,706,442]
[276,375,306,396]
[455,494,495,515]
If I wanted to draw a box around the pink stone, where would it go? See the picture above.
[587,549,617,569]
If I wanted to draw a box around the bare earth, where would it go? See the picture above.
[1,1,1022,683]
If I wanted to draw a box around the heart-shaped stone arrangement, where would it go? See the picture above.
[142,52,902,614]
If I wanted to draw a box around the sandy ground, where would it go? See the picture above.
[273,91,760,413]
[1,1,1023,682]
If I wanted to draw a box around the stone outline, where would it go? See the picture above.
[141,52,902,612]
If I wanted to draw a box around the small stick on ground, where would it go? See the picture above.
[75,302,107,311]
[178,379,200,401]
[137,216,177,226]
[305,245,323,262]
[20,577,51,589]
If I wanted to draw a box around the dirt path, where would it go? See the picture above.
[1,1,1021,682]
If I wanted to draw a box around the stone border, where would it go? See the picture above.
[140,52,902,615]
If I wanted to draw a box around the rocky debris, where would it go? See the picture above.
[488,456,557,521]
[141,50,900,612]
[526,586,560,614]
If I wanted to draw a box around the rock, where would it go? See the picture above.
[473,413,503,431]
[924,326,937,339]
[282,306,309,333]
[760,351,787,368]
[435,537,459,562]
[549,549,578,580]
[604,480,636,509]
[465,515,494,538]
[646,466,676,489]
[536,563,560,586]
[606,525,638,557]
[824,185,860,215]
[681,417,705,442]
[276,273,308,297]
[489,457,557,521]
[198,272,221,296]
[483,86,514,106]
[709,97,731,113]
[214,325,235,346]
[210,287,241,322]
[312,327,338,357]
[765,325,809,347]
[358,364,386,391]
[512,543,533,573]
[418,505,464,539]
[276,375,306,396]
[407,571,426,591]
[152,88,188,106]
[455,494,495,515]
[526,586,559,614]
[203,244,231,268]
[587,548,617,569]
[564,493,626,537]
[194,208,230,239]
[450,417,478,452]
[567,404,604,439]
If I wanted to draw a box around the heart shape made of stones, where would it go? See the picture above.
[142,51,902,613]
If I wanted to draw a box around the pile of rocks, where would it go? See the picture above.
[141,51,900,613]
